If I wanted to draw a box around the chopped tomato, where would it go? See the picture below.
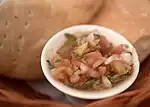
[71,59,82,67]
[70,75,80,84]
[111,45,125,54]
[84,51,102,58]
[99,36,110,54]
[84,51,103,66]
[92,57,106,69]
[98,66,106,76]
[49,31,133,91]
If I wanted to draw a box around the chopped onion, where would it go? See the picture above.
[102,76,112,88]
[87,33,94,44]
[87,33,100,46]
[74,42,88,56]
[121,52,133,64]
[105,54,122,65]
[80,63,89,74]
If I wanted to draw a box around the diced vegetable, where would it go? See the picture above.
[110,73,130,83]
[57,33,76,59]
[55,58,61,63]
[108,60,132,75]
[84,51,103,66]
[87,33,94,45]
[70,74,80,84]
[99,36,110,55]
[74,70,81,75]
[101,76,112,88]
[71,59,82,67]
[65,67,74,76]
[80,63,89,74]
[49,31,133,91]
[98,66,106,76]
[87,33,100,46]
[74,42,88,56]
[99,36,109,48]
[105,54,123,65]
[92,57,106,69]
[82,79,95,89]
[111,45,125,54]
[93,82,102,90]
[56,73,66,81]
[84,51,102,58]
[47,60,54,69]
[64,33,76,41]
[66,82,74,88]
[62,59,72,66]
[87,69,101,78]
[121,52,133,64]
[51,67,67,81]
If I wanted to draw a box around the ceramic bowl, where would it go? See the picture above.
[41,25,140,99]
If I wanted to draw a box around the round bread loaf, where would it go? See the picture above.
[0,0,103,80]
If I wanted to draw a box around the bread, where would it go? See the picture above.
[134,36,150,62]
[0,0,104,80]
[91,0,150,43]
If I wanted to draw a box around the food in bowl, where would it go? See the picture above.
[47,31,133,91]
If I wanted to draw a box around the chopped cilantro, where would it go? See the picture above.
[82,81,93,89]
[81,79,96,89]
[66,82,74,88]
[55,58,61,63]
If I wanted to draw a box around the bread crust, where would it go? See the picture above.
[0,0,103,80]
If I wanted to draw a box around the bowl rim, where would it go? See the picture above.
[41,25,140,99]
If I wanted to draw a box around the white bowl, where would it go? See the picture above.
[41,25,140,99]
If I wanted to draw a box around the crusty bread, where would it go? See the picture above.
[91,0,150,43]
[0,0,103,80]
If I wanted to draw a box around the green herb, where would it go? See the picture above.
[66,83,74,88]
[64,33,76,41]
[87,77,97,81]
[82,81,93,89]
[110,73,130,83]
[81,79,95,89]
[106,72,116,80]
[55,58,61,63]
[47,60,54,69]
